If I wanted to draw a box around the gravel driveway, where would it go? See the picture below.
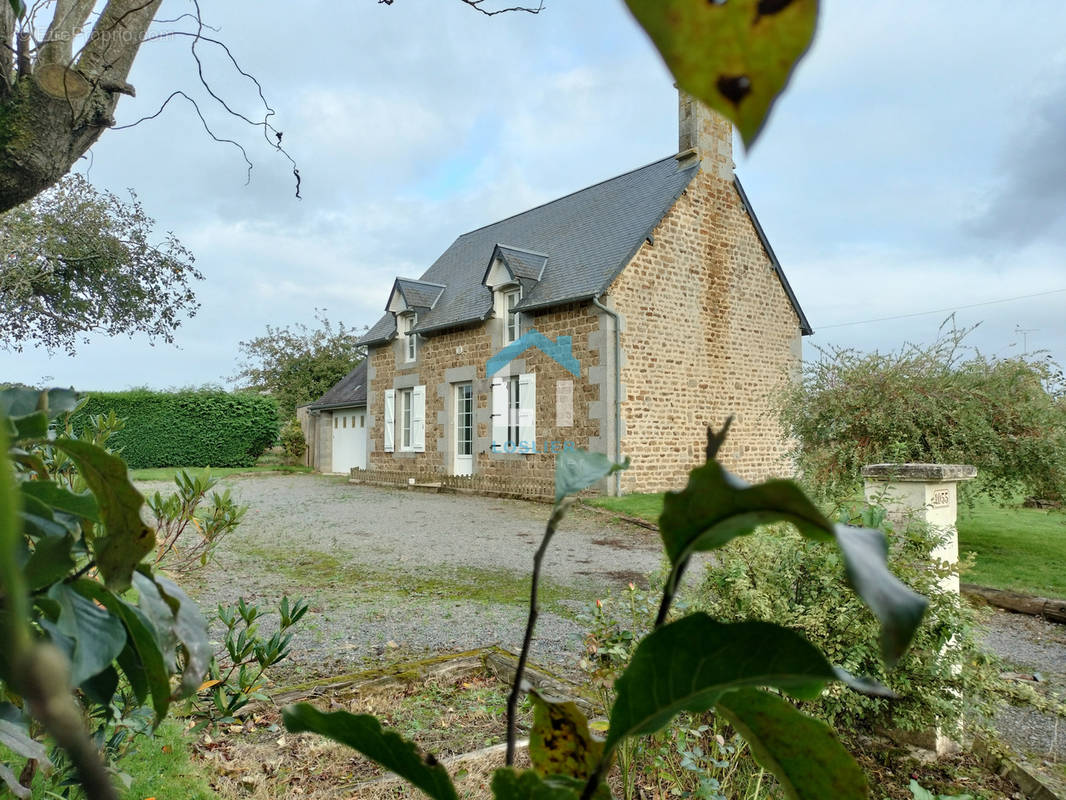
[149,472,665,680]
[980,608,1066,764]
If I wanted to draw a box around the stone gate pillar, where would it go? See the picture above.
[860,463,977,755]
[861,463,977,595]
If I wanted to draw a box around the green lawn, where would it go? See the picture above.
[957,499,1066,598]
[129,463,312,481]
[586,493,1066,599]
[1,718,215,799]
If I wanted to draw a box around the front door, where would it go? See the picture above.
[453,382,473,476]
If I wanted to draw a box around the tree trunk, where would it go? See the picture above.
[0,0,162,212]
[0,77,118,211]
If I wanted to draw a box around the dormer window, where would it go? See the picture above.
[505,289,521,344]
[402,313,417,362]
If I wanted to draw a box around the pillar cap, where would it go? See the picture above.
[861,463,977,482]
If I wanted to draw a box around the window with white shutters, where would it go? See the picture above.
[490,373,535,453]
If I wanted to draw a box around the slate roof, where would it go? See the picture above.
[393,278,446,310]
[493,244,548,281]
[359,155,811,345]
[308,360,367,410]
[360,155,700,345]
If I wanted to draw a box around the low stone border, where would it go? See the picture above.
[962,584,1066,625]
[974,736,1065,800]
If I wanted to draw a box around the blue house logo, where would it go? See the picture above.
[486,328,581,377]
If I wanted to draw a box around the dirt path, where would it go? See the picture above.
[150,472,664,681]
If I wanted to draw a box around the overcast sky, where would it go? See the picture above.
[3,0,1064,390]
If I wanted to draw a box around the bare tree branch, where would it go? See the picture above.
[38,0,96,66]
[377,0,545,14]
[111,90,254,183]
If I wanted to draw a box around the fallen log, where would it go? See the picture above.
[962,583,1066,625]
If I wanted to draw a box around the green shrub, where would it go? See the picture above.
[280,417,307,464]
[69,388,279,468]
[696,507,999,737]
[780,325,1066,503]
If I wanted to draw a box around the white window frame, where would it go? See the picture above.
[490,372,535,453]
[399,387,413,450]
[504,289,521,344]
[403,313,417,362]
[396,385,425,453]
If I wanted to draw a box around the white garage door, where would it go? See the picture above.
[331,409,366,472]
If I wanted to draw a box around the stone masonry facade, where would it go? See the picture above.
[366,301,614,492]
[609,107,802,493]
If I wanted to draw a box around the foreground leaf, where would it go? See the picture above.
[0,762,30,800]
[76,580,171,718]
[605,613,886,753]
[0,387,78,419]
[9,411,47,440]
[282,704,458,800]
[716,688,867,800]
[0,718,51,765]
[491,768,607,800]
[20,480,99,522]
[528,690,603,781]
[46,582,126,687]
[22,534,76,590]
[659,462,926,665]
[554,450,629,503]
[132,572,210,698]
[49,438,153,591]
[624,0,818,146]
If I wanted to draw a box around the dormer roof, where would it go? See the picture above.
[386,278,447,314]
[486,244,548,284]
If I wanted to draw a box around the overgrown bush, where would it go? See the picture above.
[69,389,279,469]
[279,418,307,464]
[780,325,1066,503]
[696,506,1000,737]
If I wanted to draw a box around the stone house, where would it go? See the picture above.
[304,93,811,495]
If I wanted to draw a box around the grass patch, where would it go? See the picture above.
[958,498,1066,598]
[1,717,216,799]
[588,493,1066,599]
[243,545,595,617]
[585,493,664,523]
[119,717,217,800]
[130,464,312,482]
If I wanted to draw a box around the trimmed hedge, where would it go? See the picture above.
[70,389,280,469]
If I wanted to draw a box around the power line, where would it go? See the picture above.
[816,287,1066,330]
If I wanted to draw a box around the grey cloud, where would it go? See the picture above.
[966,74,1066,244]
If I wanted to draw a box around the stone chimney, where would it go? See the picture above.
[676,89,733,181]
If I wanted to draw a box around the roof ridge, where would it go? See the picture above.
[456,153,684,238]
[396,277,448,289]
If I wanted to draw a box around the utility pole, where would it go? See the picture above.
[1015,325,1038,356]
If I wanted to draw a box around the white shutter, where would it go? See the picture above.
[383,389,395,453]
[412,385,426,453]
[518,372,536,453]
[491,377,507,451]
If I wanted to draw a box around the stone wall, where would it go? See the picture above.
[365,301,609,489]
[297,406,334,472]
[608,166,802,493]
